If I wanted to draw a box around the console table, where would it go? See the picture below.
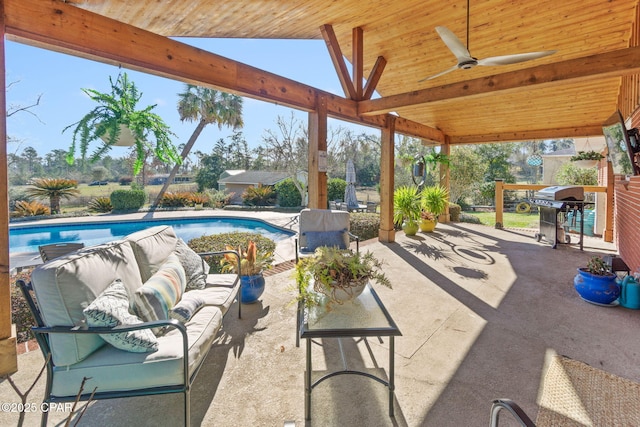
[299,284,401,420]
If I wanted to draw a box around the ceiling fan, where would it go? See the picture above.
[419,1,556,81]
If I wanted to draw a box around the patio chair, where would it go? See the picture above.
[294,208,359,346]
[490,354,640,426]
[39,243,85,262]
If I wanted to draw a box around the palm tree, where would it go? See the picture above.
[25,178,80,214]
[152,86,243,206]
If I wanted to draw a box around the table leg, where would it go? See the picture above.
[389,336,395,417]
[305,338,312,420]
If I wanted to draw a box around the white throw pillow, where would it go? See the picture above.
[83,279,158,353]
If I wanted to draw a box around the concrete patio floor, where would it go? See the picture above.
[3,220,640,426]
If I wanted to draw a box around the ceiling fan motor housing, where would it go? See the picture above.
[459,59,477,69]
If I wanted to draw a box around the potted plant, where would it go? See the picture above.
[63,72,181,176]
[573,256,619,305]
[296,246,391,308]
[570,151,605,168]
[393,185,421,236]
[419,185,448,232]
[221,240,274,303]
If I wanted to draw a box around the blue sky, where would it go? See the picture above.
[5,38,372,159]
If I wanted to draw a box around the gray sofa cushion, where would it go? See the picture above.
[125,225,179,282]
[174,238,208,290]
[50,305,223,396]
[30,241,144,366]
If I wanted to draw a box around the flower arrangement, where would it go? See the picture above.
[571,151,605,162]
[296,246,391,307]
[220,240,273,276]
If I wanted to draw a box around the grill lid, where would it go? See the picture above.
[534,185,584,201]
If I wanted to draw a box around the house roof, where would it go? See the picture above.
[7,0,640,145]
[218,171,291,186]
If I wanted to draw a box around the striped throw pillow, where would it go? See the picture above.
[134,253,186,328]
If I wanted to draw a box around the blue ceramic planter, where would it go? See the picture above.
[573,268,619,305]
[241,274,265,304]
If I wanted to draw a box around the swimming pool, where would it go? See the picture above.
[9,217,295,254]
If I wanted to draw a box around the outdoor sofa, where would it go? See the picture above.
[17,225,241,426]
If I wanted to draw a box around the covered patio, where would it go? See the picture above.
[2,222,638,426]
[3,0,640,420]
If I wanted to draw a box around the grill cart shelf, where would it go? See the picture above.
[531,186,585,250]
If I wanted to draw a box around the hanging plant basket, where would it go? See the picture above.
[572,159,598,168]
[98,123,137,147]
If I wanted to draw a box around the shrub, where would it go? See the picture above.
[275,178,302,207]
[110,189,146,210]
[327,178,347,203]
[119,176,133,186]
[349,213,380,241]
[555,162,598,186]
[460,213,482,224]
[448,202,461,222]
[242,184,276,206]
[160,191,190,208]
[188,192,209,206]
[13,200,50,217]
[88,196,113,213]
[205,189,233,208]
[11,268,36,343]
[187,232,277,273]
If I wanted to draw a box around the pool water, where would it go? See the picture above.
[9,217,295,254]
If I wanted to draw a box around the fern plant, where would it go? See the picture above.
[63,72,181,175]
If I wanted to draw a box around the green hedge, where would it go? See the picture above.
[327,178,347,204]
[448,202,461,222]
[110,189,146,210]
[349,213,380,241]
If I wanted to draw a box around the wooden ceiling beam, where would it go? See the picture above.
[363,56,387,100]
[320,24,357,100]
[449,125,606,145]
[359,47,640,116]
[4,0,441,141]
[353,27,363,100]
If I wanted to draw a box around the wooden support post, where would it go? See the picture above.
[308,94,328,209]
[0,5,17,376]
[439,143,451,223]
[603,161,614,242]
[495,179,504,229]
[379,115,396,242]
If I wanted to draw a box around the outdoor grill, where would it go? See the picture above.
[530,185,585,249]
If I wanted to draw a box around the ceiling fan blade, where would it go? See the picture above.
[435,26,474,62]
[478,50,556,66]
[418,64,460,82]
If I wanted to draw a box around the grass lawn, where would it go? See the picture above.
[464,211,539,229]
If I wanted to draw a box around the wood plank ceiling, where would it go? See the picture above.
[45,0,640,144]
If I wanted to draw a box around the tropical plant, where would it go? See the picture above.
[393,185,421,226]
[63,72,180,176]
[24,178,79,214]
[87,197,113,213]
[420,185,449,217]
[159,191,191,208]
[220,240,274,276]
[152,85,243,206]
[296,246,391,308]
[420,211,436,221]
[187,192,209,206]
[13,200,50,217]
[571,150,605,161]
[242,184,276,206]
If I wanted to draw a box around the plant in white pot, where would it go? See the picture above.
[63,72,181,176]
[296,246,391,308]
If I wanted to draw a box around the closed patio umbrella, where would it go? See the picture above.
[344,159,359,210]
